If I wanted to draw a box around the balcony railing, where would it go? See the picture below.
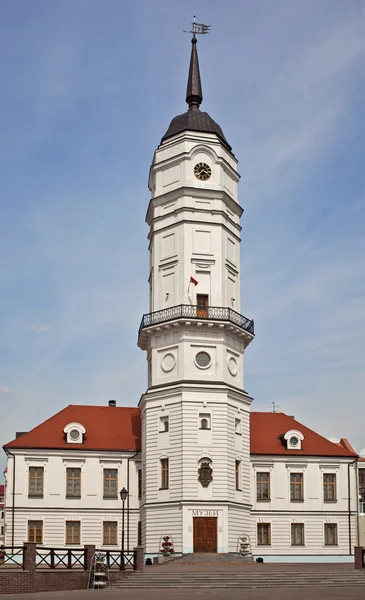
[138,304,254,338]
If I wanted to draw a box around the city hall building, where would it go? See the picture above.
[3,32,359,560]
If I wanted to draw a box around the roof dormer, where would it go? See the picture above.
[63,422,86,444]
[283,429,304,450]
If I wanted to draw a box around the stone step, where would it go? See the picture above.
[114,572,365,588]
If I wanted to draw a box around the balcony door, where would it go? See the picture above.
[197,294,209,318]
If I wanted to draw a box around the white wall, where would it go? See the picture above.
[250,455,357,555]
[4,449,141,548]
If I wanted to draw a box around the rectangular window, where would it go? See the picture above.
[235,460,241,490]
[290,473,303,501]
[66,467,81,497]
[160,458,169,490]
[103,469,118,498]
[137,521,142,546]
[28,467,44,497]
[160,416,169,432]
[199,413,211,430]
[323,474,337,501]
[103,521,117,545]
[28,520,43,544]
[256,472,270,501]
[359,469,365,498]
[138,469,142,500]
[257,523,271,545]
[291,523,304,546]
[65,521,81,545]
[324,523,338,546]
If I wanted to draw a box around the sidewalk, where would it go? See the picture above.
[2,586,365,600]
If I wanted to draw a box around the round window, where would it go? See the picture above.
[161,353,176,373]
[195,351,211,369]
[69,429,80,441]
[290,436,299,446]
[228,357,238,376]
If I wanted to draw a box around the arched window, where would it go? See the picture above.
[201,418,208,430]
[163,420,169,432]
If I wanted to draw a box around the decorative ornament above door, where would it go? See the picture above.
[198,462,213,487]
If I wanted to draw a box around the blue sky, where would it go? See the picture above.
[1,0,365,474]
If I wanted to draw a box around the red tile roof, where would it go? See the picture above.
[250,412,356,457]
[3,406,356,458]
[4,405,141,452]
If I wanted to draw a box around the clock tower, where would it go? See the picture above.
[138,30,254,555]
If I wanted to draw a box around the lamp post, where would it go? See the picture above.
[119,487,128,570]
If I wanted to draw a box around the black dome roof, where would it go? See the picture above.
[161,110,231,151]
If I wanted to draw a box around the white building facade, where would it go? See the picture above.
[138,32,254,555]
[2,33,359,561]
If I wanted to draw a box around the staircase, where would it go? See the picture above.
[113,554,365,589]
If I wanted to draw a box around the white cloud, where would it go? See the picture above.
[0,386,10,394]
[28,324,51,333]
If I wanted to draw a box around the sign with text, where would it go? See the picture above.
[192,509,218,517]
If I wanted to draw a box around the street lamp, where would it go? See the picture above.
[119,487,128,570]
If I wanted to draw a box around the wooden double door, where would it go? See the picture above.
[193,517,217,553]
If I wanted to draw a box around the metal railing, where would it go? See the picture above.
[35,547,85,569]
[0,546,23,569]
[138,304,254,338]
[96,549,136,571]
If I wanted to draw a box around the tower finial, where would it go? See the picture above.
[184,16,210,111]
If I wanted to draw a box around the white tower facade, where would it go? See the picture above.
[138,34,254,554]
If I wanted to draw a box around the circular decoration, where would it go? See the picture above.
[69,429,80,441]
[161,353,176,373]
[290,436,299,446]
[195,351,211,369]
[194,162,212,181]
[228,357,238,377]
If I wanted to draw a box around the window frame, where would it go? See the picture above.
[103,521,118,546]
[103,468,118,499]
[160,458,169,490]
[199,413,211,430]
[324,523,338,546]
[160,417,169,433]
[235,418,242,435]
[28,467,44,498]
[291,523,305,546]
[28,520,43,544]
[138,468,142,500]
[256,472,270,501]
[290,472,304,501]
[323,473,337,502]
[65,520,81,545]
[257,523,271,546]
[66,467,81,498]
[235,460,241,491]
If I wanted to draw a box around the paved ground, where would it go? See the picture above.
[2,587,365,600]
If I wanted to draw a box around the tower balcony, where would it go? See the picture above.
[138,304,254,349]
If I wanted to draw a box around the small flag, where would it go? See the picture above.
[190,276,199,286]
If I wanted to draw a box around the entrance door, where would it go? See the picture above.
[197,294,209,318]
[193,517,217,553]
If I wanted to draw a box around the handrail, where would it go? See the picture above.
[95,549,135,571]
[0,546,23,569]
[138,304,254,338]
[35,547,85,569]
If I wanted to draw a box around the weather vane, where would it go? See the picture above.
[184,15,211,37]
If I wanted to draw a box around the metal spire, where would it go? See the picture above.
[185,16,210,111]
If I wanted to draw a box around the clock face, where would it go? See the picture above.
[194,162,212,181]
